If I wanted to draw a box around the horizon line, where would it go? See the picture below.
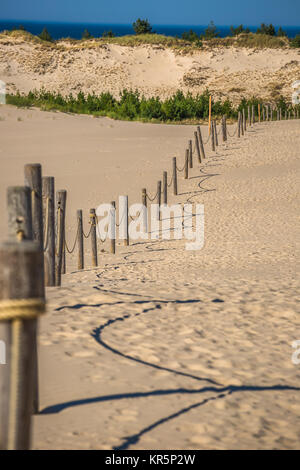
[0,19,300,28]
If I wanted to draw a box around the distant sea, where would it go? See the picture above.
[0,20,299,40]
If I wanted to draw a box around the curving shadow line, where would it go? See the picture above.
[114,382,300,450]
[90,305,220,386]
[55,298,205,312]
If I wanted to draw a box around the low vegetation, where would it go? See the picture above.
[7,89,298,124]
[0,19,298,50]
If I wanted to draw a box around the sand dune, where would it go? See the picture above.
[0,35,299,103]
[1,105,299,449]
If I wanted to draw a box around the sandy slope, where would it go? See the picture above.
[0,36,299,103]
[1,106,299,449]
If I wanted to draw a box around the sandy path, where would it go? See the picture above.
[0,107,299,449]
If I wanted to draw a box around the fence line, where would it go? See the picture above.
[0,102,299,449]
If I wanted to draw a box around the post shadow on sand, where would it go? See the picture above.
[43,299,300,449]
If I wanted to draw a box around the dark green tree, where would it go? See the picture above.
[132,18,153,35]
[203,21,219,39]
[290,34,300,48]
[230,24,245,36]
[39,27,53,42]
[277,26,287,37]
[82,29,92,39]
[102,30,115,38]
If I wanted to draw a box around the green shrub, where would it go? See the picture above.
[38,27,53,42]
[132,18,153,35]
[290,34,300,48]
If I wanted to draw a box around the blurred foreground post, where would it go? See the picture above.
[0,241,45,450]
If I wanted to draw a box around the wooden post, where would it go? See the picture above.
[197,126,206,159]
[24,164,43,251]
[0,240,45,450]
[142,189,147,233]
[184,149,189,179]
[163,172,167,205]
[42,177,55,287]
[157,181,161,220]
[279,108,282,120]
[238,112,241,138]
[221,116,226,142]
[7,186,33,241]
[77,210,84,270]
[211,120,215,151]
[263,106,265,121]
[172,157,178,195]
[194,131,201,163]
[189,140,193,169]
[110,202,116,254]
[240,111,244,136]
[6,187,40,416]
[214,120,218,146]
[55,190,66,287]
[248,105,251,126]
[243,108,246,131]
[90,208,98,266]
[208,95,212,135]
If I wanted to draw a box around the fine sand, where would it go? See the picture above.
[0,36,300,103]
[0,105,299,449]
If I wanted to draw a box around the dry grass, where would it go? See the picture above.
[0,29,294,53]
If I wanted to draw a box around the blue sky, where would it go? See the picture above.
[1,0,299,25]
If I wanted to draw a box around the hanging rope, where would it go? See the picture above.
[146,188,160,202]
[64,223,80,254]
[227,122,239,138]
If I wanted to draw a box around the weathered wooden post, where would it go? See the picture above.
[157,181,161,220]
[279,108,282,120]
[77,210,84,270]
[172,157,178,195]
[238,112,241,138]
[55,190,66,287]
[142,188,147,233]
[214,120,218,146]
[90,208,98,265]
[42,177,55,286]
[6,186,40,416]
[0,240,45,450]
[163,172,167,205]
[221,116,226,142]
[184,149,189,179]
[211,120,215,151]
[7,187,33,241]
[197,126,206,159]
[243,109,246,132]
[110,202,116,254]
[194,131,201,163]
[189,140,193,169]
[241,111,244,136]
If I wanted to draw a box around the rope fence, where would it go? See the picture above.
[0,100,299,449]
